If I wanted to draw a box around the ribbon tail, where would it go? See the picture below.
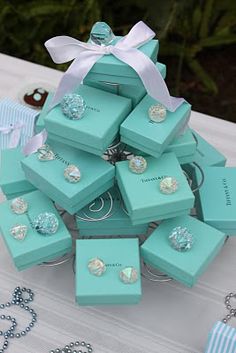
[23,129,48,156]
[113,47,184,112]
[50,51,103,109]
[8,127,22,148]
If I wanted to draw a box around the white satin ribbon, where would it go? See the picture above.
[0,121,25,148]
[23,128,48,156]
[45,21,184,111]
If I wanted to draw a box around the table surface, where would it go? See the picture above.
[0,53,236,353]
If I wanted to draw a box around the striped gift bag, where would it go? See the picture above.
[205,321,236,353]
[0,98,38,150]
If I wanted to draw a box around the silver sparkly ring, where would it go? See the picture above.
[148,103,167,123]
[129,156,147,174]
[169,226,194,252]
[61,93,86,120]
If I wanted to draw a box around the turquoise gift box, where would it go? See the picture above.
[120,95,191,158]
[195,166,236,235]
[76,186,149,236]
[192,130,226,167]
[116,152,195,225]
[0,148,36,200]
[0,190,72,271]
[21,141,115,215]
[85,35,158,86]
[44,85,131,156]
[84,62,166,108]
[204,321,236,353]
[75,238,142,305]
[141,215,225,287]
[127,128,196,165]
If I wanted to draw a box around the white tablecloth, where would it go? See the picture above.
[0,53,236,353]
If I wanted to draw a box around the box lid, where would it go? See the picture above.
[120,95,191,155]
[0,147,35,194]
[35,92,53,133]
[195,166,236,231]
[44,85,131,152]
[116,152,195,223]
[0,190,72,270]
[141,215,225,287]
[191,130,226,167]
[75,238,142,305]
[21,140,115,207]
[87,36,158,78]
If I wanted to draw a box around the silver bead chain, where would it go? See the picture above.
[222,292,236,323]
[49,340,93,353]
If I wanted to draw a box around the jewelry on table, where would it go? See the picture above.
[148,103,167,123]
[88,258,106,276]
[169,226,194,252]
[119,266,138,284]
[49,340,93,353]
[90,21,115,46]
[37,144,81,183]
[0,287,37,353]
[129,156,147,174]
[222,292,236,323]
[61,93,86,120]
[10,198,59,240]
[159,177,178,194]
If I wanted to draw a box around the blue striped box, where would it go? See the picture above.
[205,321,236,353]
[0,98,38,149]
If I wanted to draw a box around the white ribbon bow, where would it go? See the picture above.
[0,121,25,148]
[45,21,184,111]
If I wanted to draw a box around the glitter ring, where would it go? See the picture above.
[88,258,106,276]
[61,94,86,120]
[169,226,194,252]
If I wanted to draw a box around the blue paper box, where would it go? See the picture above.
[76,186,149,236]
[195,166,236,235]
[116,152,195,225]
[205,321,236,353]
[128,128,196,165]
[0,190,72,270]
[120,95,191,158]
[84,62,166,108]
[141,215,225,287]
[21,140,115,215]
[44,85,132,156]
[75,238,142,305]
[85,35,158,86]
[192,130,226,167]
[0,147,35,199]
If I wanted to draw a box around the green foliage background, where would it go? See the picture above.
[0,0,236,121]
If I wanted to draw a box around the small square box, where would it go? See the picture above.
[120,95,191,158]
[0,148,35,200]
[204,321,236,353]
[21,141,115,214]
[76,187,149,236]
[84,62,166,108]
[141,215,225,287]
[75,238,142,305]
[166,128,197,164]
[44,85,131,156]
[195,166,236,235]
[85,36,158,86]
[0,190,72,270]
[191,130,226,167]
[116,152,195,225]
